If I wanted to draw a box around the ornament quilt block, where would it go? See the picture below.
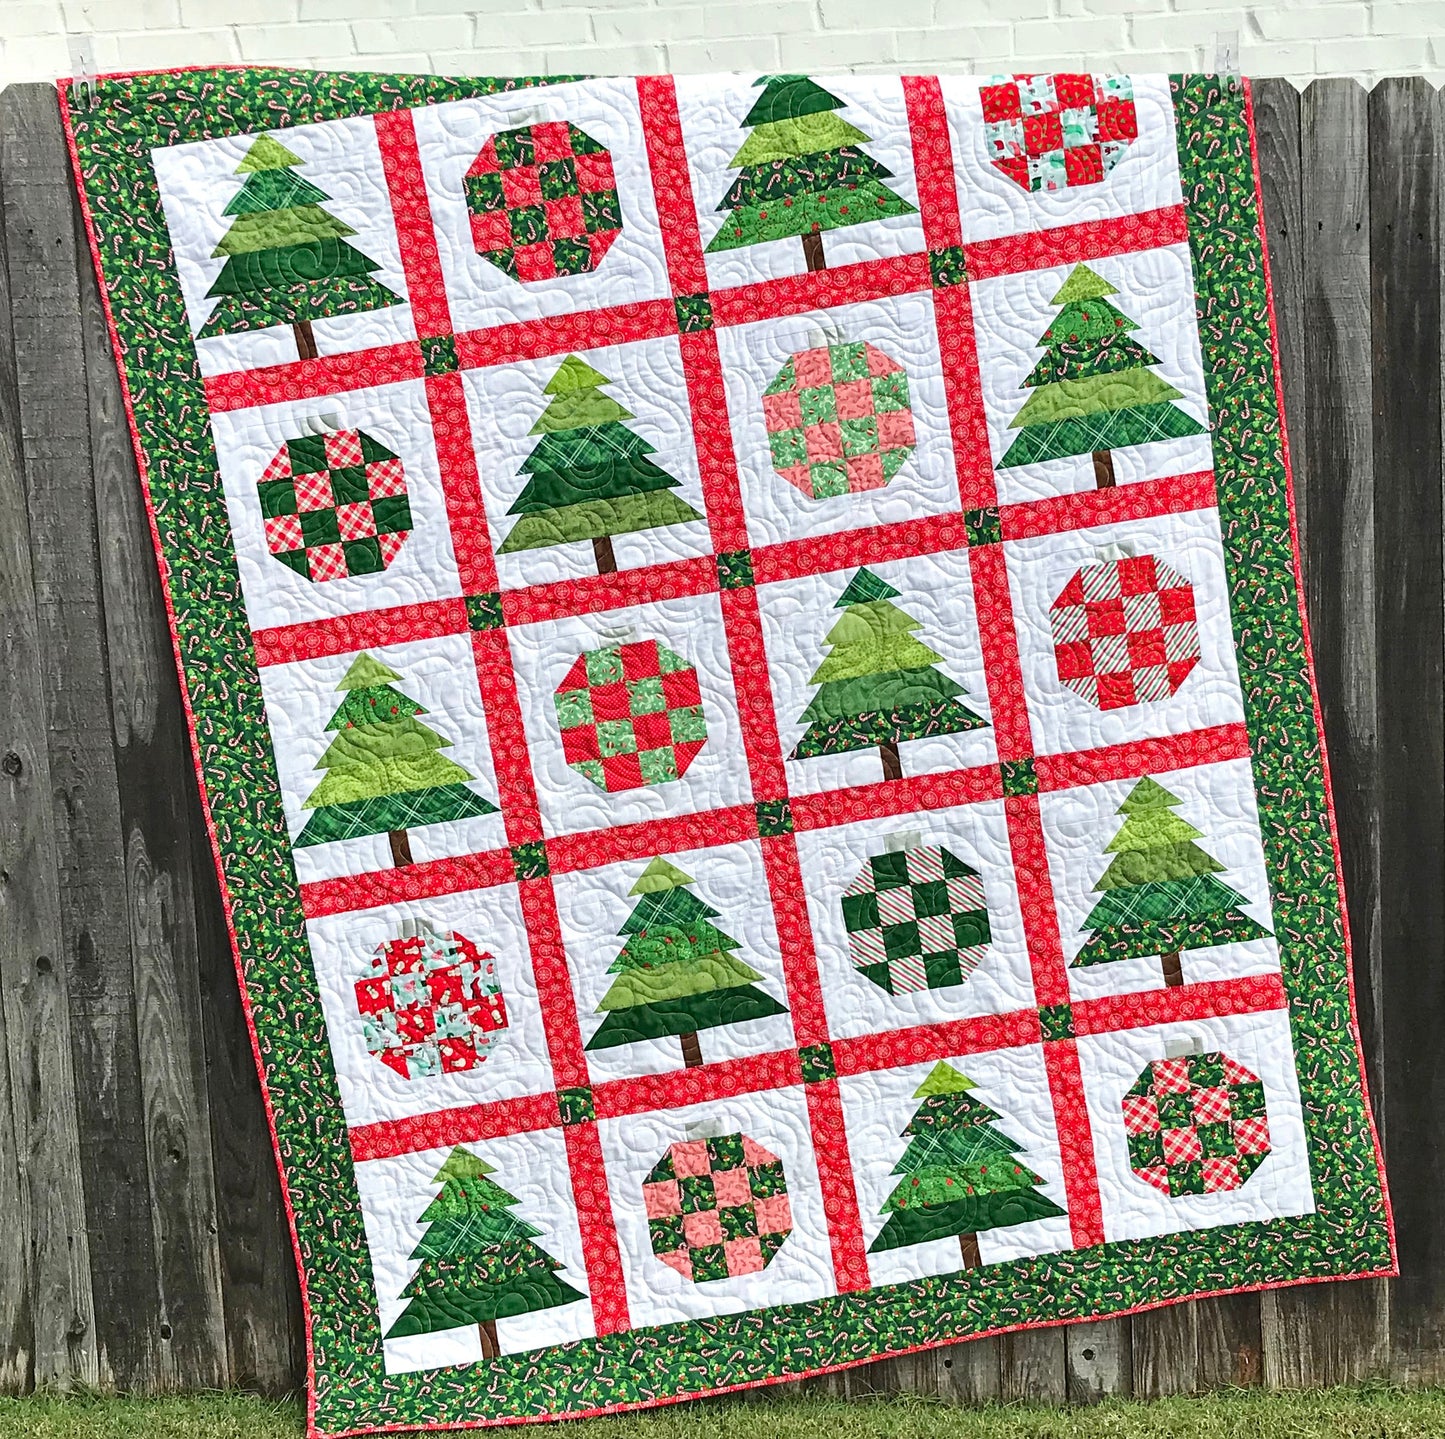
[65,64,1392,1437]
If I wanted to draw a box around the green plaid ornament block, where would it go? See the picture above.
[258,428,411,582]
[763,341,916,499]
[1123,1051,1272,1197]
[555,639,707,792]
[642,1131,792,1282]
[842,844,991,995]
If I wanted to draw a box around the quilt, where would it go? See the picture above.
[61,65,1394,1436]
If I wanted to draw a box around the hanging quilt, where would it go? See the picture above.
[61,65,1393,1437]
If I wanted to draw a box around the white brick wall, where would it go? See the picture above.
[1,0,1442,90]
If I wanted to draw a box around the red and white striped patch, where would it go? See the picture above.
[336,501,378,541]
[1121,1093,1159,1135]
[1191,1085,1231,1126]
[293,469,335,512]
[1160,1126,1203,1165]
[307,543,349,582]
[366,457,407,498]
[324,428,365,469]
[1202,1157,1242,1192]
[263,513,304,554]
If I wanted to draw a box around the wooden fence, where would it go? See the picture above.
[0,74,1440,1404]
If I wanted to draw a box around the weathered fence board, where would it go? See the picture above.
[0,74,1440,1402]
[1370,77,1445,1386]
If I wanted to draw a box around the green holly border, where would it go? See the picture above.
[63,69,1391,1436]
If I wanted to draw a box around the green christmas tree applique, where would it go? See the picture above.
[790,568,988,782]
[584,857,789,1070]
[497,354,704,575]
[1073,776,1271,989]
[385,1146,586,1358]
[706,75,917,273]
[998,264,1206,488]
[869,1061,1066,1269]
[295,653,497,868]
[199,133,403,361]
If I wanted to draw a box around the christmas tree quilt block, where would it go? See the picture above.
[386,1147,586,1357]
[790,568,988,780]
[200,133,402,359]
[295,653,497,867]
[870,1062,1065,1268]
[498,354,704,574]
[999,264,1206,488]
[707,75,916,272]
[69,65,1393,1433]
[585,858,788,1069]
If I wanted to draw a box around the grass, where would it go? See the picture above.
[1,1387,1445,1439]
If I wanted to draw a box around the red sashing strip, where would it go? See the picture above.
[1000,469,1217,541]
[300,845,516,920]
[1073,973,1288,1036]
[932,282,999,512]
[902,75,964,250]
[965,204,1190,282]
[1005,794,1072,1009]
[426,370,499,594]
[517,876,589,1089]
[545,804,760,875]
[711,252,931,327]
[719,587,790,800]
[592,1049,804,1120]
[636,76,709,295]
[678,328,750,554]
[760,834,831,1048]
[806,1078,872,1294]
[752,511,970,586]
[832,1009,1042,1076]
[1044,1038,1106,1249]
[1035,723,1253,793]
[469,628,545,846]
[967,543,1033,762]
[202,340,423,413]
[350,1091,561,1163]
[455,299,678,371]
[564,1120,632,1336]
[789,763,1003,833]
[374,107,452,337]
[501,555,718,627]
[252,597,468,668]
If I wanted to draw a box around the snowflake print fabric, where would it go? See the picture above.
[64,64,1391,1437]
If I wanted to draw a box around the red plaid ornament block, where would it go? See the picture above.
[1123,1051,1271,1197]
[353,923,509,1080]
[464,120,622,283]
[642,1132,792,1282]
[554,638,708,792]
[1051,552,1200,710]
[980,73,1138,193]
[258,428,411,583]
[762,340,916,499]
